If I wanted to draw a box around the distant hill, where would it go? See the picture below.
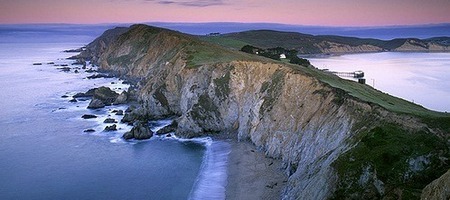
[200,30,450,54]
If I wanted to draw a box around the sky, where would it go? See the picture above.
[0,0,449,26]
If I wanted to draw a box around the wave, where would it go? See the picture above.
[188,140,231,200]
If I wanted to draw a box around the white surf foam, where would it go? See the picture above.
[188,140,231,200]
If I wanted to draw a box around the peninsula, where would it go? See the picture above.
[73,24,449,199]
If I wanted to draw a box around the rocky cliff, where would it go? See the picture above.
[78,24,450,199]
[421,169,450,200]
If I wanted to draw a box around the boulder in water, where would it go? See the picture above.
[122,122,153,140]
[104,124,117,131]
[116,110,124,115]
[81,114,97,119]
[87,98,105,109]
[104,118,117,123]
[113,91,128,105]
[156,121,178,135]
[83,129,95,133]
[93,86,119,105]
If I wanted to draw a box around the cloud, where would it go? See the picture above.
[144,0,225,7]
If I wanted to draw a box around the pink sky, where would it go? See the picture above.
[1,0,449,26]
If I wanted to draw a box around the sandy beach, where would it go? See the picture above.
[225,140,287,200]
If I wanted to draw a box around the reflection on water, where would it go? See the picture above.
[309,52,450,112]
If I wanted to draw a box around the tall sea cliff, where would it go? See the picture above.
[76,24,449,199]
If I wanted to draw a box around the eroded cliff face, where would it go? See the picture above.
[314,41,383,53]
[80,24,449,199]
[394,39,450,51]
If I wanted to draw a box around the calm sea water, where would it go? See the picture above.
[309,52,450,112]
[0,27,229,200]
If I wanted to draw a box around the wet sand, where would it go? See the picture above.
[225,140,287,200]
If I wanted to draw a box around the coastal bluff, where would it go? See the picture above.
[75,24,449,199]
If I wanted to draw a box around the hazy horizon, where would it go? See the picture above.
[2,22,449,40]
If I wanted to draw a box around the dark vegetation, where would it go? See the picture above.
[241,45,311,66]
[333,123,449,199]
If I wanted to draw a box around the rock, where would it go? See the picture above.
[87,74,114,79]
[60,64,68,67]
[116,110,124,115]
[73,88,96,98]
[156,121,178,135]
[104,124,117,131]
[61,95,69,98]
[125,105,136,113]
[81,114,97,119]
[85,87,120,109]
[121,113,135,124]
[82,66,87,69]
[64,48,82,53]
[122,131,134,140]
[113,91,128,105]
[104,118,117,123]
[122,122,153,140]
[71,61,84,65]
[33,63,42,65]
[74,69,79,73]
[85,68,96,73]
[93,86,119,105]
[421,169,450,200]
[73,93,87,98]
[58,67,71,72]
[87,98,105,109]
[47,62,55,65]
[69,98,77,103]
[83,129,95,133]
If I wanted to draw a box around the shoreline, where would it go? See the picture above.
[225,139,287,200]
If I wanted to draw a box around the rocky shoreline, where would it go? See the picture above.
[62,24,450,199]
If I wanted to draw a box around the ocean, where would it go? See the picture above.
[0,26,229,199]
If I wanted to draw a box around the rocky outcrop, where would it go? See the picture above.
[156,120,178,135]
[104,124,117,131]
[421,169,450,200]
[79,24,450,200]
[113,91,128,104]
[87,98,105,109]
[123,122,153,140]
[104,118,117,123]
[85,86,124,109]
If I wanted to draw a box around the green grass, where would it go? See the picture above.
[185,40,256,68]
[199,36,250,50]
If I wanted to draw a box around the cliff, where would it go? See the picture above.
[203,30,450,54]
[421,169,450,200]
[79,24,450,199]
